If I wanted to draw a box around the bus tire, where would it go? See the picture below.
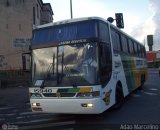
[113,83,124,110]
[138,74,145,90]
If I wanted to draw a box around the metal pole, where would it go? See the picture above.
[144,37,145,47]
[70,0,73,19]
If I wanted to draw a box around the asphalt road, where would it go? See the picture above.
[0,69,160,130]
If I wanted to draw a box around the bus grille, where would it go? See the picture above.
[42,93,76,97]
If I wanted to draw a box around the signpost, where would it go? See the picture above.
[13,38,31,47]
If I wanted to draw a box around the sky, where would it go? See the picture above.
[43,0,160,51]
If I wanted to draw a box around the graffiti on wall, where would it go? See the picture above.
[0,55,8,68]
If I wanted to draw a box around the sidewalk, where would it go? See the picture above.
[0,86,30,106]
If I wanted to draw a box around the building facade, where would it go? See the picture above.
[147,51,160,68]
[0,0,53,70]
[0,0,53,83]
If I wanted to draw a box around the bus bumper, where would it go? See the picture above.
[30,98,106,114]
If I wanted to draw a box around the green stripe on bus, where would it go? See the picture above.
[121,55,136,92]
[68,88,80,93]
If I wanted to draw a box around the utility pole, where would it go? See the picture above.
[70,0,73,19]
[143,37,146,47]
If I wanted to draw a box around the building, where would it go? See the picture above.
[146,51,160,68]
[0,0,53,84]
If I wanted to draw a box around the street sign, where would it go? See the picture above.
[13,38,31,47]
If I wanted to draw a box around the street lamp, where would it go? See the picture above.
[70,0,73,19]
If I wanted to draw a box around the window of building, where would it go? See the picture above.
[37,4,39,18]
[6,24,8,29]
[15,0,18,5]
[19,24,21,31]
[33,7,36,25]
[15,0,24,5]
[6,0,10,7]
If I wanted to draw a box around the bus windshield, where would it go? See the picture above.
[32,42,99,87]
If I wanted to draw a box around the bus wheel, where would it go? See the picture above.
[138,74,145,90]
[113,84,124,110]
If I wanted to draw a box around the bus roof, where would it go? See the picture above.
[32,17,100,48]
[32,16,143,48]
[33,17,108,30]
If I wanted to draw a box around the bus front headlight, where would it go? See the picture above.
[32,102,40,107]
[81,103,94,108]
[76,91,100,98]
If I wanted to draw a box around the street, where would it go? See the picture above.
[0,69,160,130]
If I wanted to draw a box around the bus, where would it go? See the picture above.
[29,17,147,114]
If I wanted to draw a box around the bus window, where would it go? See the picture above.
[111,29,121,52]
[141,46,144,58]
[128,39,134,54]
[138,44,142,57]
[134,42,138,56]
[99,22,110,43]
[142,46,146,58]
[137,43,140,57]
[132,41,135,54]
[99,43,112,86]
[121,35,129,53]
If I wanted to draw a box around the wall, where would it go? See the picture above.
[0,0,33,70]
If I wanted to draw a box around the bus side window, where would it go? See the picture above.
[136,43,139,57]
[121,35,129,53]
[99,22,110,43]
[132,41,135,54]
[134,42,138,57]
[99,44,112,87]
[138,44,142,57]
[111,29,121,52]
[141,46,144,58]
[128,39,134,55]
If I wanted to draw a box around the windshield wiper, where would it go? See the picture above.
[63,65,80,87]
[42,63,56,88]
[42,53,56,88]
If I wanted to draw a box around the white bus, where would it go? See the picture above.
[29,17,147,114]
